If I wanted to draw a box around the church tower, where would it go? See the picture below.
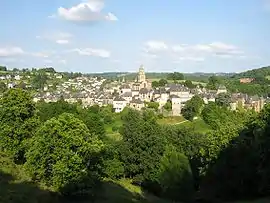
[138,65,146,83]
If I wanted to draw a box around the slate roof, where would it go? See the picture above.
[170,94,180,99]
[113,97,126,102]
[139,88,148,94]
[122,92,132,97]
[120,84,131,89]
[130,98,144,104]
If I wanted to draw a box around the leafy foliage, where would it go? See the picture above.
[184,80,195,88]
[31,72,48,90]
[119,109,165,184]
[215,93,231,107]
[167,72,184,81]
[206,75,221,90]
[163,101,172,111]
[0,81,7,93]
[157,145,195,202]
[25,113,104,196]
[182,95,204,121]
[146,101,159,111]
[0,89,39,163]
[0,65,7,71]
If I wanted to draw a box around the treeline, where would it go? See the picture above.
[1,88,270,202]
[232,66,270,79]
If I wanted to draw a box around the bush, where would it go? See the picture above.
[102,158,124,179]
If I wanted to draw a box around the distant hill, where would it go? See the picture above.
[231,66,270,79]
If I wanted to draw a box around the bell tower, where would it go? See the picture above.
[138,65,146,83]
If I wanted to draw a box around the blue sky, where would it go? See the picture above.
[0,0,269,73]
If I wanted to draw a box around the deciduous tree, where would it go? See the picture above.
[25,113,104,196]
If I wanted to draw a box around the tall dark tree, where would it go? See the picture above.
[120,109,166,184]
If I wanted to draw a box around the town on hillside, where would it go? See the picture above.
[0,65,266,115]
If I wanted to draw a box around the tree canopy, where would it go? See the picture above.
[25,113,104,195]
[167,72,184,81]
[182,95,204,121]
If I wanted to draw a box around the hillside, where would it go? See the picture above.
[231,66,270,79]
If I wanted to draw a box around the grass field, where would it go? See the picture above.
[176,118,211,134]
[157,116,185,125]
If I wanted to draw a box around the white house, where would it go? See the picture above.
[113,97,127,113]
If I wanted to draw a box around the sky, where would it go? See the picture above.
[0,0,270,73]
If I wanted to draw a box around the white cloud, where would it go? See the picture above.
[56,0,117,22]
[143,41,168,53]
[70,48,110,58]
[173,57,205,63]
[58,59,67,64]
[56,39,69,44]
[0,47,25,57]
[36,32,72,44]
[143,40,245,61]
[31,51,56,58]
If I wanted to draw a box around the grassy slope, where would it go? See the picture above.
[157,116,185,125]
[176,118,211,134]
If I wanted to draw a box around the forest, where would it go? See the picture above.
[1,87,270,203]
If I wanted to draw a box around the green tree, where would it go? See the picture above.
[207,75,220,90]
[167,72,184,81]
[32,72,48,90]
[157,145,195,202]
[158,79,168,87]
[78,111,106,139]
[0,66,7,71]
[163,101,172,111]
[0,89,39,163]
[36,100,78,122]
[0,81,7,93]
[120,109,165,184]
[182,95,204,121]
[152,81,159,88]
[25,113,104,196]
[146,101,159,111]
[184,80,195,88]
[215,93,231,107]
